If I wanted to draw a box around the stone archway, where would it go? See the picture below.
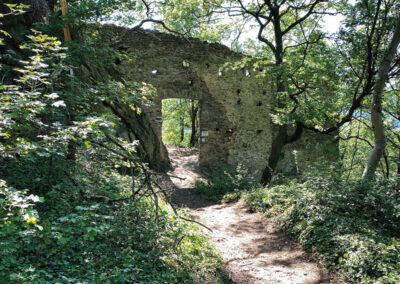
[109,27,249,173]
[104,26,337,178]
[146,77,230,173]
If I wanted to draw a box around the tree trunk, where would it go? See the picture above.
[179,99,185,143]
[259,8,307,185]
[179,116,185,143]
[260,123,303,184]
[261,125,287,184]
[397,151,400,184]
[260,18,287,184]
[189,100,198,148]
[105,101,171,171]
[362,15,400,182]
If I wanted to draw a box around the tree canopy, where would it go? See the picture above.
[1,0,400,282]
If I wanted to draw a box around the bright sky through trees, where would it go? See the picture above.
[105,2,346,48]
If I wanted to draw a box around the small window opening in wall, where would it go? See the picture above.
[262,90,267,95]
[257,130,263,134]
[236,89,241,94]
[257,101,262,106]
[215,128,220,131]
[152,70,157,75]
[237,99,241,105]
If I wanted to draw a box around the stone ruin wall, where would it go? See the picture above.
[109,26,337,179]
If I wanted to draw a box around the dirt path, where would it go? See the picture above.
[163,145,335,284]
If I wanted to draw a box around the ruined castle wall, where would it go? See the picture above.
[107,26,336,178]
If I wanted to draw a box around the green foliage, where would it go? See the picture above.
[0,180,44,277]
[0,3,28,48]
[0,29,67,156]
[0,7,227,283]
[2,1,400,282]
[194,164,255,201]
[1,179,227,282]
[159,0,230,41]
[244,173,400,283]
[162,98,198,148]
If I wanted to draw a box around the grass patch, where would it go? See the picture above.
[244,176,400,283]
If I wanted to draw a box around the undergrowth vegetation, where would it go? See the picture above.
[2,1,400,283]
[1,168,227,283]
[244,173,400,283]
[194,165,254,201]
[0,7,227,283]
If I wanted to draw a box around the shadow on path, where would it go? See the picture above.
[161,145,338,284]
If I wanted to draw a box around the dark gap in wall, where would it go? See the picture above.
[237,99,241,105]
[237,89,241,95]
[257,130,263,134]
[257,101,262,106]
[262,90,267,95]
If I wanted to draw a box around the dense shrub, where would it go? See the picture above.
[0,167,228,283]
[0,11,227,283]
[244,176,400,283]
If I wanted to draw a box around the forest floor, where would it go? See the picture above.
[158,145,337,284]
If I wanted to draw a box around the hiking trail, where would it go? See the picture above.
[158,145,338,284]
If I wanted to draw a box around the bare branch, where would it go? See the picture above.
[282,0,325,35]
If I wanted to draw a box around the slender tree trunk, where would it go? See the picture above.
[189,100,198,147]
[179,116,184,143]
[362,16,400,182]
[397,151,400,181]
[178,99,185,143]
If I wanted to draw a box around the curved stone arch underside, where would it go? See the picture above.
[108,26,337,178]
